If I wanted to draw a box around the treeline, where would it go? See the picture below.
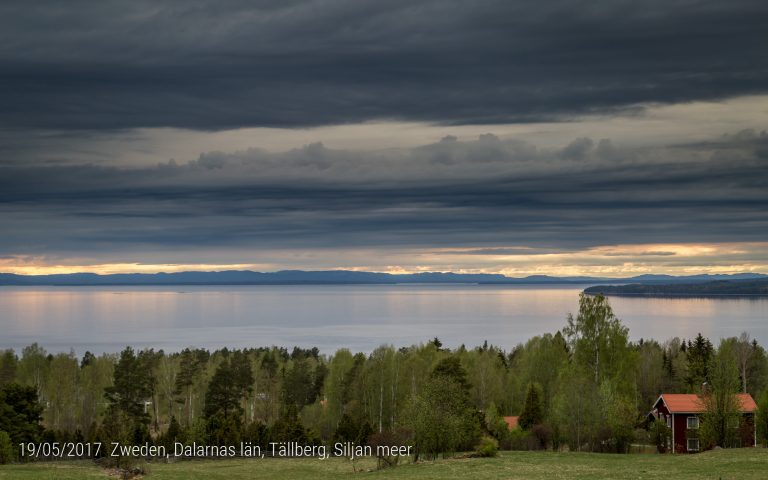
[585,278,768,296]
[1,294,768,464]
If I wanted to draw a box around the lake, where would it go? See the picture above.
[1,285,766,355]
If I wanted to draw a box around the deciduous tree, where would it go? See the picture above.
[700,341,741,448]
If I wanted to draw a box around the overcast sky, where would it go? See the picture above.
[1,0,767,276]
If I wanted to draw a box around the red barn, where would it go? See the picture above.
[503,416,520,430]
[648,393,757,453]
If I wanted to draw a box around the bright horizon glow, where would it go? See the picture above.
[3,242,767,277]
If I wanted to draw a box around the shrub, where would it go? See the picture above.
[0,430,14,464]
[507,428,531,451]
[756,390,768,447]
[474,436,498,457]
[530,424,553,450]
[368,428,412,469]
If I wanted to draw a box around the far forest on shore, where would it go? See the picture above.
[1,294,768,467]
[585,278,768,296]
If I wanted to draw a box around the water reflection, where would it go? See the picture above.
[0,285,766,355]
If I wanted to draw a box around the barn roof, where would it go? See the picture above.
[656,393,757,413]
[503,416,519,430]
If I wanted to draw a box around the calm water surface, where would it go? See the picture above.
[1,285,766,355]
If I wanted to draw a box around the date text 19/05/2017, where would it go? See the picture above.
[20,442,413,460]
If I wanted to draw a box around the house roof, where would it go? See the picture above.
[656,393,757,413]
[503,416,519,430]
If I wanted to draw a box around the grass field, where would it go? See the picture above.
[1,449,767,479]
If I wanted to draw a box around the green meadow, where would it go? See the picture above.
[2,449,767,480]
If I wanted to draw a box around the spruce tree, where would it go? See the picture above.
[519,382,544,430]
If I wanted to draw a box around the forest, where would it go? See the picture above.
[1,294,768,466]
[585,278,768,296]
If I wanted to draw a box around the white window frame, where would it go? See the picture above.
[687,416,699,429]
[687,438,700,452]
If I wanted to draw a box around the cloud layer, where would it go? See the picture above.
[1,130,766,272]
[1,0,767,130]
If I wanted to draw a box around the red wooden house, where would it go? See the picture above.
[648,393,757,453]
[503,416,520,430]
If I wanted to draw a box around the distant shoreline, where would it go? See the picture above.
[584,278,768,297]
[584,292,768,298]
[1,270,765,287]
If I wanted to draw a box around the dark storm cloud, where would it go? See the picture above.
[1,0,767,130]
[1,132,766,257]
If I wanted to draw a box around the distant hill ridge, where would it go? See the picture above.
[0,270,765,286]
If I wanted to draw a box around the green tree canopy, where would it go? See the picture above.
[204,352,253,420]
[405,375,480,460]
[686,333,714,392]
[700,340,742,449]
[431,356,471,394]
[104,347,153,425]
[0,383,43,446]
[563,293,635,394]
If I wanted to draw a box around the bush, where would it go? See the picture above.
[368,428,412,469]
[95,452,147,472]
[117,460,150,480]
[530,424,553,450]
[756,390,768,447]
[633,428,653,453]
[205,412,242,446]
[473,436,498,457]
[507,428,532,450]
[0,430,14,464]
[484,402,511,447]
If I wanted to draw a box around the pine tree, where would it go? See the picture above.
[104,347,152,426]
[519,382,544,430]
[685,333,713,392]
[0,350,17,387]
[431,356,471,394]
[204,356,251,419]
[174,348,209,426]
[0,383,44,446]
